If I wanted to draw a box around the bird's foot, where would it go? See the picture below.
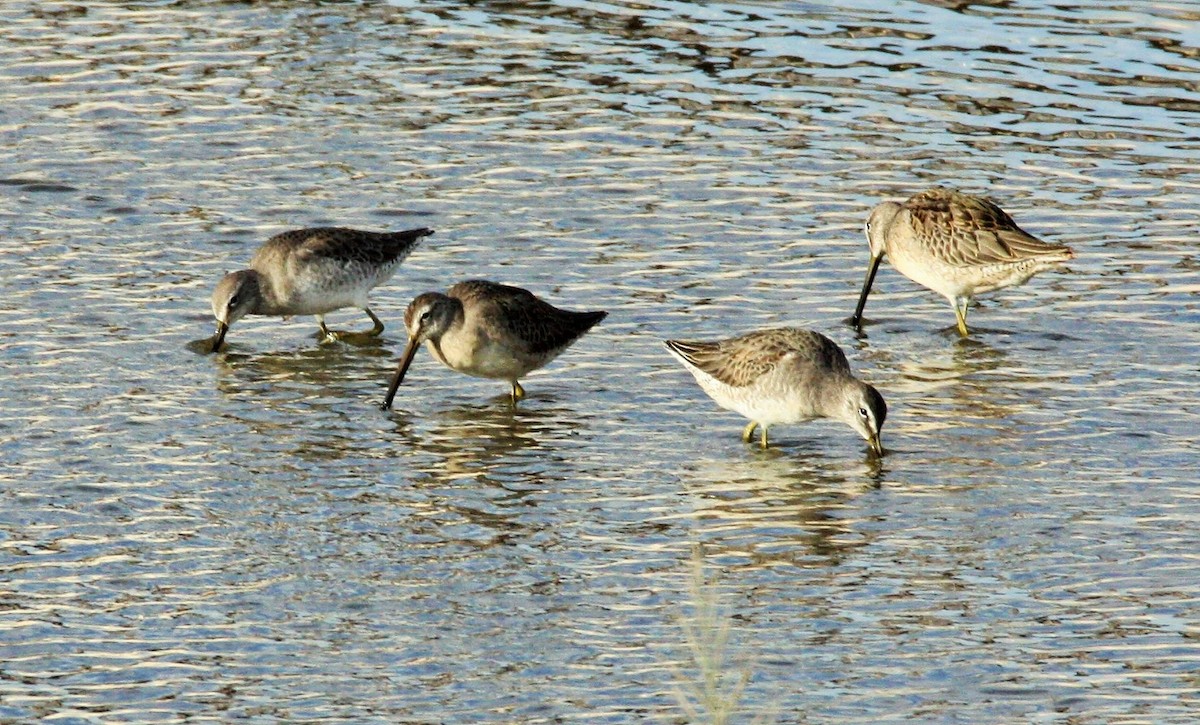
[509,381,526,405]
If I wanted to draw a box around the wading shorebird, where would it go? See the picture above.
[209,226,433,351]
[665,327,886,454]
[381,280,606,409]
[850,187,1073,336]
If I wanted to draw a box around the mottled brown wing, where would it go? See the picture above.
[666,328,849,388]
[783,329,854,376]
[451,280,606,356]
[905,188,1071,266]
[264,227,432,267]
[666,338,768,387]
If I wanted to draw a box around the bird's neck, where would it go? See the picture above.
[243,270,282,315]
[444,298,467,334]
[425,299,467,358]
[818,376,858,421]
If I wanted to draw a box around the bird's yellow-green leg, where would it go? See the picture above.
[760,425,770,449]
[316,315,339,343]
[511,380,526,404]
[953,296,970,337]
[365,307,385,336]
[741,420,758,443]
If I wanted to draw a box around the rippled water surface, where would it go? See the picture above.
[2,1,1199,722]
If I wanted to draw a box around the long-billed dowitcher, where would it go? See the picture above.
[209,226,433,351]
[381,280,606,409]
[665,328,886,453]
[850,187,1073,336]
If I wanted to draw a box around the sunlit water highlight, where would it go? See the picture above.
[1,1,1199,722]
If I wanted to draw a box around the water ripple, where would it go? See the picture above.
[1,0,1199,722]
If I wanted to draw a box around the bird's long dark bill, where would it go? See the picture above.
[211,322,229,353]
[381,339,420,410]
[868,433,884,457]
[850,254,883,328]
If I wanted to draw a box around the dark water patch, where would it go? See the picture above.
[0,178,78,192]
[371,207,439,217]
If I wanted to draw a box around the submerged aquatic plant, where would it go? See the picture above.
[668,545,777,725]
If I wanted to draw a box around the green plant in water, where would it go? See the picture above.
[668,545,776,725]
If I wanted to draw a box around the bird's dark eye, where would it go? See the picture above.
[419,311,431,322]
[229,294,240,307]
[859,407,869,418]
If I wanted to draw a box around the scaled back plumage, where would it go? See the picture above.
[208,226,433,351]
[382,279,606,409]
[253,227,432,270]
[448,280,607,356]
[854,186,1074,336]
[664,326,885,453]
[666,328,850,389]
[898,188,1072,267]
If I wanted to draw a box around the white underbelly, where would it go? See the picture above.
[692,370,816,426]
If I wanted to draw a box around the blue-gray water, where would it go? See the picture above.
[2,1,1199,722]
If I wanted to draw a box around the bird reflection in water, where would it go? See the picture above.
[207,344,397,466]
[382,397,588,548]
[211,342,392,397]
[681,452,883,568]
[867,334,1070,473]
[387,395,585,492]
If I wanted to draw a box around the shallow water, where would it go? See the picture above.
[2,0,1199,722]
